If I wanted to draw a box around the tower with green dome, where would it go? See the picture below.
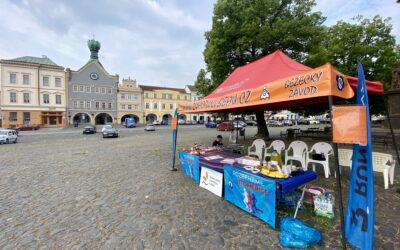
[87,39,101,60]
[66,38,119,126]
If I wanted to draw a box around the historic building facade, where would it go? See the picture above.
[0,56,66,128]
[66,39,119,126]
[140,85,190,123]
[117,78,143,124]
[184,85,212,123]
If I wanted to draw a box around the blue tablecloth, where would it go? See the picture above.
[230,163,317,193]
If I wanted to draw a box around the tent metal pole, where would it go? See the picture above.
[328,96,347,250]
[236,114,239,142]
[383,95,400,167]
[171,110,179,171]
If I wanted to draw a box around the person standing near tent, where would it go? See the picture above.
[212,135,223,147]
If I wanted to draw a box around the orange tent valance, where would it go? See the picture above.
[179,63,354,113]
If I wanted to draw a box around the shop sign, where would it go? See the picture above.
[199,167,223,197]
[332,106,367,145]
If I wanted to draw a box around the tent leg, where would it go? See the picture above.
[236,114,239,142]
[383,96,400,168]
[328,96,347,250]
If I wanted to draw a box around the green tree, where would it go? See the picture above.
[194,69,214,96]
[200,0,326,137]
[308,15,400,90]
[307,15,400,114]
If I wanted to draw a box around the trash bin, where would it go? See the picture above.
[287,129,295,139]
[239,128,245,136]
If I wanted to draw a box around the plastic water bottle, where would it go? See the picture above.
[271,150,283,167]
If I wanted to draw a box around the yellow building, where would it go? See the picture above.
[117,78,144,124]
[139,85,190,123]
[0,56,66,128]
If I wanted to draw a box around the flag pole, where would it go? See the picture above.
[171,109,179,171]
[328,96,347,250]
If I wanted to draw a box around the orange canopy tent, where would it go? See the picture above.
[178,50,384,113]
[173,52,385,249]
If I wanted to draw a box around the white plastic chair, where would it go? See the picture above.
[336,148,353,177]
[248,139,266,159]
[285,141,308,170]
[340,150,395,190]
[306,142,333,178]
[264,140,285,161]
[338,149,353,168]
[372,152,396,189]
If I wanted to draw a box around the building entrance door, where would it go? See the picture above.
[49,116,57,125]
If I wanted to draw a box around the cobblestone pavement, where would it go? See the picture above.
[0,126,399,249]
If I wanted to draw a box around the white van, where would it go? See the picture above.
[0,129,18,144]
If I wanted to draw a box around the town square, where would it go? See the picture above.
[1,0,400,249]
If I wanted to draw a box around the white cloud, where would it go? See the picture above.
[314,0,400,42]
[0,0,214,87]
[0,0,397,88]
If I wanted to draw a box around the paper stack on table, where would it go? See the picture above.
[220,158,235,164]
[204,155,223,161]
[237,157,260,166]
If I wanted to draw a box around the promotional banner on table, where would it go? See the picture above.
[179,151,200,183]
[224,166,276,228]
[345,63,375,250]
[200,167,224,197]
[178,64,354,113]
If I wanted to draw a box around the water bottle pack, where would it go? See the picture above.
[314,192,335,219]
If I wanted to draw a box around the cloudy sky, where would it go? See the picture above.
[0,0,399,88]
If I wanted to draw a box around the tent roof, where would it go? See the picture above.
[208,50,384,98]
[207,50,311,98]
[179,51,384,114]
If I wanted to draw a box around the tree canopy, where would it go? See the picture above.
[307,15,400,91]
[202,0,326,90]
[195,0,400,135]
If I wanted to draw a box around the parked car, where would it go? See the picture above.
[0,129,18,144]
[124,117,136,128]
[233,120,247,127]
[178,119,185,125]
[267,120,284,127]
[82,125,96,134]
[205,122,217,128]
[144,124,155,131]
[197,120,205,124]
[161,120,168,125]
[191,120,197,125]
[216,122,234,131]
[185,120,192,125]
[283,120,294,126]
[102,127,119,138]
[297,119,310,125]
[245,120,257,126]
[152,120,161,125]
[16,124,40,131]
[101,125,113,133]
[371,114,386,123]
[309,119,320,125]
[233,123,244,129]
